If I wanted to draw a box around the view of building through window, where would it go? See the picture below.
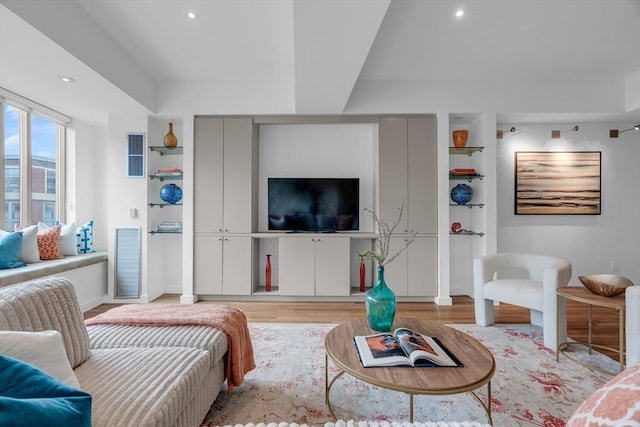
[3,103,62,232]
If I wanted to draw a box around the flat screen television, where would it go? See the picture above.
[268,178,359,232]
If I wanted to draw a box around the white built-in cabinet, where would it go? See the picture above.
[278,236,350,296]
[193,117,254,233]
[384,237,438,297]
[378,117,437,234]
[377,117,438,297]
[191,115,438,299]
[193,117,255,295]
[193,235,252,295]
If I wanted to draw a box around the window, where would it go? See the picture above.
[46,169,56,194]
[1,102,65,232]
[43,201,56,226]
[5,167,19,193]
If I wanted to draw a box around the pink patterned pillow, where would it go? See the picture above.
[567,364,640,426]
[37,226,65,260]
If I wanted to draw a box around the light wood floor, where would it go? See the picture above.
[84,295,624,359]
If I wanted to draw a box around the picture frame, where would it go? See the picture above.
[515,151,601,215]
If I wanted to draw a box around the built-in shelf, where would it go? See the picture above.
[148,203,183,208]
[449,173,485,181]
[450,231,485,237]
[149,174,183,181]
[449,203,485,208]
[149,146,183,156]
[449,146,484,156]
[149,230,182,235]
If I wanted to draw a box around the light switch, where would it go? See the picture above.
[129,208,137,218]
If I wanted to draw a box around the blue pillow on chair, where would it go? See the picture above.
[0,355,92,427]
[0,232,26,269]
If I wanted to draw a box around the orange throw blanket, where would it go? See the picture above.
[85,304,255,392]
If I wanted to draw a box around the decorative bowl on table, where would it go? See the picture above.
[578,274,634,297]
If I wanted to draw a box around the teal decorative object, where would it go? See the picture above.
[160,183,183,204]
[450,183,473,205]
[365,266,397,332]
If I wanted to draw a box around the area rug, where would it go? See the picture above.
[201,323,619,427]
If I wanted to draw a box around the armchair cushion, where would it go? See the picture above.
[483,279,543,311]
[474,252,572,349]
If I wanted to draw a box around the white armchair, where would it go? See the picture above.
[626,285,640,366]
[474,253,572,349]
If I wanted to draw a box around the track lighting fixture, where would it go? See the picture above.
[609,124,640,138]
[496,126,516,139]
[551,126,579,139]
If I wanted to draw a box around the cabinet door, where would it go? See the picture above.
[222,237,253,295]
[193,235,223,294]
[382,237,409,297]
[408,117,437,234]
[315,237,350,296]
[194,118,224,233]
[408,237,438,296]
[278,238,315,296]
[222,118,254,233]
[378,118,408,231]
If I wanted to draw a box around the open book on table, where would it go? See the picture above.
[353,328,463,368]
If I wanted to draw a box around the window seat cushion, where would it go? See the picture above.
[0,251,107,289]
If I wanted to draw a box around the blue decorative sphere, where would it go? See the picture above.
[160,183,183,204]
[450,183,473,205]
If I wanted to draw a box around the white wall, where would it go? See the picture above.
[496,122,640,285]
[257,123,376,232]
[105,114,149,302]
[66,120,108,251]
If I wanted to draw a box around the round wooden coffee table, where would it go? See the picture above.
[324,317,495,424]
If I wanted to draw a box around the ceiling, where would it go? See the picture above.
[1,0,639,126]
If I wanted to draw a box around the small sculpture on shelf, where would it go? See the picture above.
[451,222,471,234]
[163,122,178,148]
[159,183,183,204]
[450,183,473,205]
[452,129,469,148]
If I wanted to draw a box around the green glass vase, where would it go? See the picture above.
[365,266,397,332]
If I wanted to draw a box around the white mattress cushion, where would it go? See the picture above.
[74,346,211,427]
[86,324,228,366]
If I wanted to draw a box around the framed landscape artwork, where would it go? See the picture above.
[515,151,601,215]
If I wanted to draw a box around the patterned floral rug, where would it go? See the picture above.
[201,323,619,427]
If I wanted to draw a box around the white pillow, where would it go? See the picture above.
[0,224,39,263]
[0,330,81,389]
[38,221,77,256]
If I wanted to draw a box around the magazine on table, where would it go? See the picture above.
[353,328,463,368]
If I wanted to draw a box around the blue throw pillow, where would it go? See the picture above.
[0,355,92,427]
[0,232,26,269]
[76,220,95,254]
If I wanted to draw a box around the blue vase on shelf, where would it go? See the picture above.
[365,266,397,332]
[450,183,473,205]
[159,183,183,204]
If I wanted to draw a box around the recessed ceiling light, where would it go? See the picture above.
[58,76,75,83]
[187,11,198,20]
[455,8,465,18]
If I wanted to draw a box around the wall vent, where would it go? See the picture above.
[114,227,141,299]
[126,133,145,178]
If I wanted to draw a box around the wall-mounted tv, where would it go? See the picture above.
[268,178,359,232]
